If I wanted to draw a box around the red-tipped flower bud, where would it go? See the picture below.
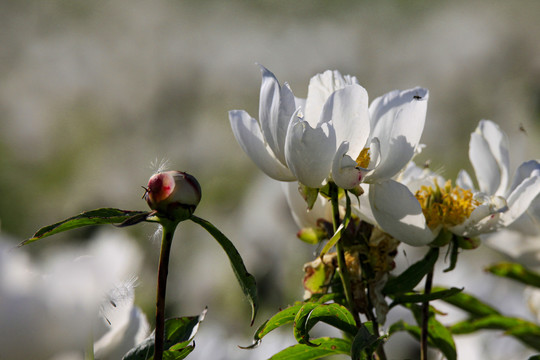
[144,171,201,221]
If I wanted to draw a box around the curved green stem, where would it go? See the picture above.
[329,183,361,328]
[154,221,178,360]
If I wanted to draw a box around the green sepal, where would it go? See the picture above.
[434,286,500,318]
[318,183,331,198]
[268,337,351,360]
[297,227,326,244]
[21,208,150,246]
[486,262,540,288]
[122,309,206,360]
[383,247,439,295]
[429,228,453,247]
[443,236,459,272]
[390,287,463,307]
[457,236,480,250]
[190,215,258,325]
[298,183,320,210]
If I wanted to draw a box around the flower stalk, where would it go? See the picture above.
[154,220,177,360]
[328,182,361,328]
[421,268,435,360]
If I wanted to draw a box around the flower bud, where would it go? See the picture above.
[144,171,202,221]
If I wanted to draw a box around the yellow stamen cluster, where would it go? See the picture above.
[415,179,479,230]
[355,148,371,168]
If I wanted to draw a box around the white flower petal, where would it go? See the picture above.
[469,120,510,196]
[304,70,359,127]
[451,194,507,237]
[508,160,540,194]
[229,110,295,181]
[366,87,429,182]
[295,96,306,112]
[258,65,296,164]
[456,169,475,190]
[320,84,370,157]
[285,115,336,188]
[369,180,434,246]
[501,173,540,227]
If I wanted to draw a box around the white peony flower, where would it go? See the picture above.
[454,120,540,237]
[388,120,540,245]
[230,66,369,188]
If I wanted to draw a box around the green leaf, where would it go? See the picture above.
[486,262,540,288]
[318,222,345,258]
[528,355,540,360]
[383,247,439,295]
[293,303,320,345]
[243,301,355,349]
[122,309,206,360]
[450,314,540,351]
[450,314,528,334]
[21,208,149,246]
[351,322,379,360]
[424,312,456,360]
[190,215,259,325]
[391,287,463,307]
[506,324,540,351]
[241,304,304,349]
[433,287,500,318]
[388,320,421,340]
[305,303,357,336]
[306,293,343,304]
[162,345,195,360]
[269,337,351,360]
[294,303,357,345]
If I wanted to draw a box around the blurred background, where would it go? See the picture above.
[1,0,540,359]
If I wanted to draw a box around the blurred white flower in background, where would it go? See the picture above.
[0,230,147,360]
[94,277,149,360]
